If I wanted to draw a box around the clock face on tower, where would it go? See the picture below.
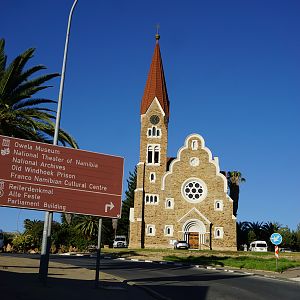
[150,115,160,125]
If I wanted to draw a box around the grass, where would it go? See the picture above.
[164,255,300,273]
[101,248,300,273]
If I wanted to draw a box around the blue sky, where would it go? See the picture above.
[1,0,299,232]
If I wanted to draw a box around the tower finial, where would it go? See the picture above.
[155,24,160,42]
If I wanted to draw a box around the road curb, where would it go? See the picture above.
[110,256,300,284]
[58,253,300,284]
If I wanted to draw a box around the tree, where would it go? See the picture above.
[23,218,44,248]
[262,221,281,243]
[236,221,249,249]
[279,226,297,249]
[247,221,264,241]
[0,38,77,147]
[117,167,137,237]
[12,233,35,253]
[75,215,99,240]
[73,214,113,247]
[295,223,300,251]
[226,171,246,217]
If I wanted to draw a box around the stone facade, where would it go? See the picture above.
[129,39,237,251]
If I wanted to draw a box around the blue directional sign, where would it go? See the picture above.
[270,233,282,245]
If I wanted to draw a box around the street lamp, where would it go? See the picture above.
[39,0,78,283]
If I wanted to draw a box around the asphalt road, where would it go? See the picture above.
[51,255,300,300]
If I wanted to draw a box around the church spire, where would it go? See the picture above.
[140,33,170,120]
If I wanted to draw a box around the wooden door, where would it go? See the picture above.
[189,232,199,249]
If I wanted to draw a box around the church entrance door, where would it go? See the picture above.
[189,232,199,249]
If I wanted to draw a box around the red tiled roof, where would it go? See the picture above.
[140,39,170,119]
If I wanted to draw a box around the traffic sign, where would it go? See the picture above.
[270,233,282,245]
[0,135,124,218]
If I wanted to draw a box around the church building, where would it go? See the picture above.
[129,34,237,251]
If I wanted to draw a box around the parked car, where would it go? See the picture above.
[249,241,268,252]
[280,248,292,252]
[174,240,189,250]
[113,235,128,248]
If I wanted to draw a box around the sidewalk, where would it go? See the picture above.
[0,255,156,300]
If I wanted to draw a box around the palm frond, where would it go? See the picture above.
[0,48,35,95]
[7,73,59,103]
[0,41,77,148]
[0,39,7,74]
[13,98,56,110]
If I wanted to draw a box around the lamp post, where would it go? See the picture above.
[39,0,78,283]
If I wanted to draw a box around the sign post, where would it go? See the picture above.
[275,245,279,270]
[0,134,124,282]
[270,233,282,272]
[0,135,124,216]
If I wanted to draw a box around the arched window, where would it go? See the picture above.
[147,144,160,164]
[164,225,173,236]
[150,172,156,183]
[145,194,159,205]
[154,146,160,163]
[147,145,153,163]
[147,126,161,138]
[214,200,223,211]
[165,198,174,209]
[214,227,223,239]
[191,140,198,150]
[152,127,156,136]
[146,225,155,236]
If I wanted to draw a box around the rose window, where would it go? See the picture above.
[182,178,207,203]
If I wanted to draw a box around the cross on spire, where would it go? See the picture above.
[156,24,160,42]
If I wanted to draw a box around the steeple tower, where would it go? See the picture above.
[140,34,170,120]
[129,34,170,248]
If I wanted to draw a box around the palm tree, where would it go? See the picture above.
[236,221,250,248]
[0,38,77,147]
[75,215,99,239]
[23,219,44,248]
[226,171,246,217]
[247,221,264,241]
[262,221,281,241]
[74,215,113,246]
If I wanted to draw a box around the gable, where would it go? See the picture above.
[162,133,228,193]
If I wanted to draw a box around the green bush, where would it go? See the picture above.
[12,234,35,253]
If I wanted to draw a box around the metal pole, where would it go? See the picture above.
[39,0,78,284]
[54,0,78,144]
[95,218,102,288]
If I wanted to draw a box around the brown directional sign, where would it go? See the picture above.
[0,135,124,218]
